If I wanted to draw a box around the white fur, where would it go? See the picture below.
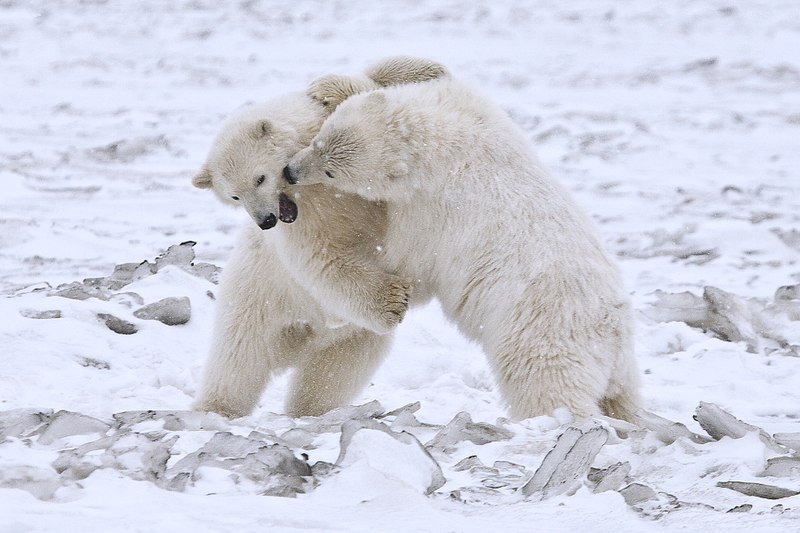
[192,58,447,417]
[287,79,642,421]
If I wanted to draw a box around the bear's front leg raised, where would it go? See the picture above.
[361,271,412,334]
[306,260,412,335]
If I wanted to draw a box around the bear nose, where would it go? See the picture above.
[258,213,278,230]
[282,165,297,185]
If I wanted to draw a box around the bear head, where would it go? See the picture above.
[284,91,411,203]
[192,104,304,230]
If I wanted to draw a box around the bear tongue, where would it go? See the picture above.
[279,193,298,223]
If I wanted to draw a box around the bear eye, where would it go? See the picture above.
[325,170,334,179]
[231,195,239,201]
[256,175,265,186]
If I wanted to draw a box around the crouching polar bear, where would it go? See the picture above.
[285,77,641,421]
[191,57,447,418]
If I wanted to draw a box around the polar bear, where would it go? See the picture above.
[284,78,641,421]
[191,57,448,418]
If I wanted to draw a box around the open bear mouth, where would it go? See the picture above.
[279,192,298,223]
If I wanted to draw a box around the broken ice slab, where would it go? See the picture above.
[36,410,111,445]
[133,296,191,326]
[695,402,760,440]
[298,400,384,432]
[190,262,222,284]
[382,402,441,431]
[0,465,62,501]
[618,482,658,506]
[773,432,800,452]
[640,290,708,325]
[453,455,485,472]
[194,432,311,477]
[521,425,608,499]
[590,461,632,493]
[717,481,800,499]
[694,402,783,452]
[425,411,514,453]
[54,281,110,301]
[383,401,422,418]
[726,503,753,513]
[448,486,507,505]
[0,409,54,440]
[641,286,761,352]
[154,241,196,270]
[483,461,529,490]
[201,432,275,458]
[97,312,138,335]
[164,433,311,495]
[635,409,712,445]
[774,284,800,301]
[112,410,230,431]
[763,456,800,478]
[105,261,156,290]
[278,427,317,449]
[337,419,445,494]
[19,308,61,319]
[702,286,759,352]
[86,135,175,163]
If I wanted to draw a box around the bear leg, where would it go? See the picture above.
[194,227,305,418]
[599,364,642,422]
[491,342,608,421]
[284,327,393,417]
[365,56,450,87]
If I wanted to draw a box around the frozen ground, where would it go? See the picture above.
[1,1,799,531]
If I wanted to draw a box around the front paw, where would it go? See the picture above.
[307,74,379,111]
[193,397,247,419]
[375,276,412,331]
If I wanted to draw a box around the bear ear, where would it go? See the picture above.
[253,120,272,138]
[192,166,213,189]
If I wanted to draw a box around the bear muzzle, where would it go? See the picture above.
[282,165,298,185]
[254,194,297,230]
[257,213,278,230]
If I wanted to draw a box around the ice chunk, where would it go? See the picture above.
[773,432,800,452]
[635,409,711,445]
[521,425,608,499]
[694,402,782,452]
[703,286,759,352]
[155,241,196,270]
[300,400,384,433]
[133,297,191,326]
[97,313,138,335]
[336,419,445,494]
[763,456,800,478]
[717,481,800,500]
[0,465,62,501]
[36,410,111,445]
[425,412,513,453]
[619,482,658,505]
[112,410,229,431]
[19,308,61,319]
[590,461,632,493]
[0,409,53,440]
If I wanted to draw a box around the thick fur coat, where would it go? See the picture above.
[286,78,641,421]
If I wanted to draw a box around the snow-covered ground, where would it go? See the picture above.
[2,1,799,531]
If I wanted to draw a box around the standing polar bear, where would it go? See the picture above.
[191,57,447,418]
[285,78,641,421]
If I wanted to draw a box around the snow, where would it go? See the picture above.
[2,1,800,531]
